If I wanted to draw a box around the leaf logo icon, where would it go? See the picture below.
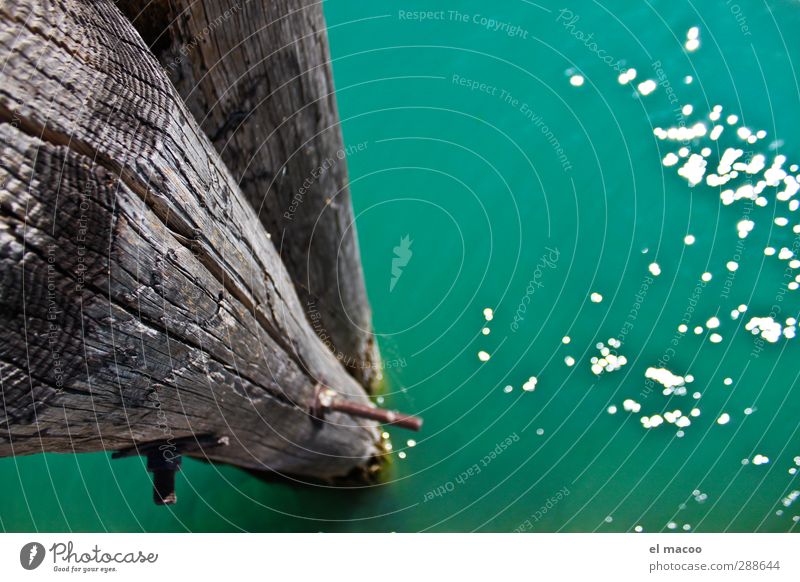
[390,235,413,292]
[20,542,45,570]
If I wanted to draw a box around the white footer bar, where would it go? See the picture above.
[1,533,797,581]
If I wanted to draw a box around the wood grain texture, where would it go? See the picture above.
[124,0,380,389]
[0,0,381,480]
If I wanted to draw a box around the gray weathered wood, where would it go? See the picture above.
[0,0,381,480]
[122,0,380,389]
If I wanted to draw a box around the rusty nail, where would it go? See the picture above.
[147,450,180,505]
[111,434,229,506]
[311,384,423,431]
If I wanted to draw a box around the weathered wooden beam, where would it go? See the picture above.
[121,0,380,389]
[0,0,382,480]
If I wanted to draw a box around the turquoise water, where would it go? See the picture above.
[2,0,800,532]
